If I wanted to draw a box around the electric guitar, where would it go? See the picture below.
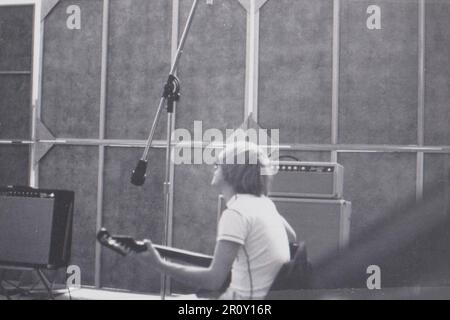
[97,227,229,297]
[96,227,213,267]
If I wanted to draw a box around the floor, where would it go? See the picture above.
[3,285,450,300]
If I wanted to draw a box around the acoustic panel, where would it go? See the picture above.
[337,152,416,239]
[172,162,219,256]
[0,75,31,140]
[175,0,246,136]
[339,0,418,145]
[106,0,171,140]
[424,1,450,146]
[101,147,165,293]
[258,0,333,144]
[39,146,98,285]
[0,145,29,186]
[424,154,450,217]
[0,5,33,71]
[41,0,102,138]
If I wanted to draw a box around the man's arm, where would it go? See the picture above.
[144,239,240,292]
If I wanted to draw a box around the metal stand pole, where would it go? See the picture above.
[131,0,200,185]
[36,269,54,300]
[128,0,200,300]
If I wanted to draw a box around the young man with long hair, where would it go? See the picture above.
[141,142,296,299]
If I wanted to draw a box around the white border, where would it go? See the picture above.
[0,0,36,5]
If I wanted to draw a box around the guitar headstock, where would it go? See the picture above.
[97,227,147,256]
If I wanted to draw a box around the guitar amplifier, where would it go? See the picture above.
[270,197,351,266]
[0,186,74,269]
[269,161,344,199]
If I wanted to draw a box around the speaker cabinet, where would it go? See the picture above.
[0,187,74,269]
[271,197,351,266]
[217,196,351,266]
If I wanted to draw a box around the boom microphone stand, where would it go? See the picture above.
[130,0,200,300]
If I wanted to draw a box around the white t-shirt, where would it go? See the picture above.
[217,194,290,300]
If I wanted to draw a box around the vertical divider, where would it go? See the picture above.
[331,0,340,163]
[30,0,43,187]
[241,0,267,119]
[416,0,425,202]
[95,0,110,289]
[243,1,253,118]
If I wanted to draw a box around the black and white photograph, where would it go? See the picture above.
[1,0,450,304]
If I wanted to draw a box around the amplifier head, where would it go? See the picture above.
[269,161,344,199]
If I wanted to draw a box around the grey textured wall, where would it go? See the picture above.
[339,0,418,145]
[41,0,103,138]
[259,0,333,144]
[338,153,417,237]
[176,0,246,135]
[0,146,29,186]
[0,6,33,71]
[424,154,450,216]
[0,6,33,140]
[106,0,171,140]
[0,76,31,140]
[425,1,450,146]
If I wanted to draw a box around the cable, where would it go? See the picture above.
[278,155,300,161]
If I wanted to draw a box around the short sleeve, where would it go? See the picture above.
[217,209,248,245]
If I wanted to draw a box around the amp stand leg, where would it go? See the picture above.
[36,269,54,300]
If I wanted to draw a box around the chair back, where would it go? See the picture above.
[269,241,312,292]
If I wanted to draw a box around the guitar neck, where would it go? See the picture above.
[153,244,213,268]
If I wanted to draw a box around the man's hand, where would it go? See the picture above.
[142,239,163,269]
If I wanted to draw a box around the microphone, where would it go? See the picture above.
[131,160,148,186]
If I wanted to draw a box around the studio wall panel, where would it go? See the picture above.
[259,0,333,144]
[39,146,98,285]
[420,153,450,286]
[101,147,165,293]
[176,0,246,136]
[0,146,29,186]
[337,152,416,239]
[424,153,450,217]
[339,0,418,145]
[424,1,450,146]
[41,0,102,138]
[106,0,171,140]
[0,5,33,71]
[173,161,219,256]
[0,76,31,140]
